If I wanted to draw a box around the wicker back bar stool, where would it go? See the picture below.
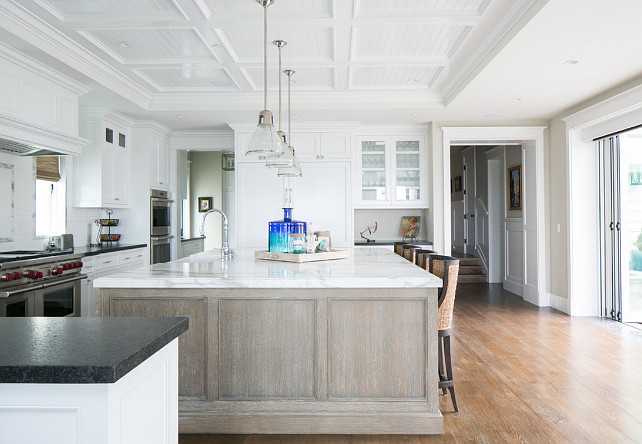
[393,241,410,256]
[401,244,423,263]
[416,249,437,269]
[428,255,460,412]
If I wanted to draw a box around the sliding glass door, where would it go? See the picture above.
[600,127,642,323]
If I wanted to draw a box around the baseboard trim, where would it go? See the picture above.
[503,278,523,297]
[549,293,569,314]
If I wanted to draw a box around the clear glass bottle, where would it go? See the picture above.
[290,233,305,254]
[268,208,307,253]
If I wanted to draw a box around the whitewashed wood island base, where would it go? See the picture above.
[95,248,443,435]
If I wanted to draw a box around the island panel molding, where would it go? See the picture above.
[97,249,443,434]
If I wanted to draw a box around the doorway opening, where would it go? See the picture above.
[599,126,642,325]
[441,127,546,306]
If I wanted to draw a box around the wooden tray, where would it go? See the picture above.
[254,249,349,263]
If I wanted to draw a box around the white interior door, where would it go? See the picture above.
[462,148,476,255]
[487,156,504,283]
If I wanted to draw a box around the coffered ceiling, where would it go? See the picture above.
[0,0,641,130]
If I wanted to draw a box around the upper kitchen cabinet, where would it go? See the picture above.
[0,45,89,156]
[291,132,351,161]
[356,131,428,209]
[75,110,133,208]
[132,122,171,190]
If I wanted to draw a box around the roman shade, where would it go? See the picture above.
[36,156,60,182]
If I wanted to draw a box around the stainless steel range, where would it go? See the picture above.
[0,250,85,317]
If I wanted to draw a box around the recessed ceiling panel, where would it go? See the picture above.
[134,66,238,89]
[81,28,215,62]
[202,0,333,18]
[35,0,185,19]
[354,0,488,15]
[216,27,334,63]
[350,66,441,89]
[243,67,334,91]
[353,25,471,61]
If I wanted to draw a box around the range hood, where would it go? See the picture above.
[0,115,89,157]
[0,138,62,156]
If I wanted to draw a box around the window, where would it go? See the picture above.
[35,157,65,237]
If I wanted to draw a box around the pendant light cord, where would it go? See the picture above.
[287,72,291,147]
[263,5,267,111]
[278,44,282,131]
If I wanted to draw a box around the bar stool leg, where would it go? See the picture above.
[443,334,458,412]
[438,336,447,395]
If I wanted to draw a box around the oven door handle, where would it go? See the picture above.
[0,283,43,298]
[41,274,87,288]
[151,197,174,204]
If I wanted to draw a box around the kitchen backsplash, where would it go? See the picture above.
[0,151,128,251]
[354,208,429,242]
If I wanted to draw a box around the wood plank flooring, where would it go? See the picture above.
[179,283,642,444]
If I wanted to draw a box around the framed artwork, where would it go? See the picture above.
[454,176,462,193]
[400,216,421,239]
[508,165,522,210]
[198,197,212,212]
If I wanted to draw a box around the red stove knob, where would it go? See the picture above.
[14,272,22,279]
[53,268,63,275]
[76,261,83,269]
[35,271,44,279]
[27,270,36,278]
[62,263,70,270]
[2,273,14,281]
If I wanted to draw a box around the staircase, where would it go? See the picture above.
[456,256,487,283]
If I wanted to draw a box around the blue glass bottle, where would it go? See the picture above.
[268,208,307,253]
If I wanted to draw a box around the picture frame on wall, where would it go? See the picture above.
[454,176,462,193]
[508,165,522,210]
[199,197,212,212]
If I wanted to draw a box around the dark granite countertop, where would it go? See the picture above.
[181,236,205,242]
[354,240,433,246]
[0,317,188,384]
[74,243,147,257]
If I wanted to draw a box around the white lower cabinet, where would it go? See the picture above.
[81,248,145,317]
[179,238,205,259]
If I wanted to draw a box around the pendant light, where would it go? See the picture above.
[246,0,283,157]
[278,69,302,177]
[266,39,295,168]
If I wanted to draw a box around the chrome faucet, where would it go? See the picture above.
[200,208,235,260]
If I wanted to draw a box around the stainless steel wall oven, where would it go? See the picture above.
[150,189,173,264]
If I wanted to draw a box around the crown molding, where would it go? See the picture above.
[0,41,89,95]
[0,1,154,108]
[439,0,549,105]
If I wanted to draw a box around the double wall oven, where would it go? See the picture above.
[150,189,173,264]
[0,252,84,317]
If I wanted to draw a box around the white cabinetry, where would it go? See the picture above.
[291,132,350,161]
[149,129,170,190]
[236,161,352,248]
[81,248,145,317]
[356,133,427,208]
[75,111,133,208]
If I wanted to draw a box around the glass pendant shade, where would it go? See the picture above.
[266,133,294,168]
[247,110,283,156]
[278,150,302,177]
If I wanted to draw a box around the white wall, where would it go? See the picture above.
[354,209,428,243]
[189,151,223,251]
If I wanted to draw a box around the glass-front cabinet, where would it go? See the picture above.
[356,135,427,208]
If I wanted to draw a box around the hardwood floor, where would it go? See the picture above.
[179,283,642,443]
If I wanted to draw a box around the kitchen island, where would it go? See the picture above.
[95,247,443,434]
[0,316,188,444]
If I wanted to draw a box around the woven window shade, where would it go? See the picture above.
[36,156,61,182]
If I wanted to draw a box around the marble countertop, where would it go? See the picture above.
[94,247,442,289]
[354,239,433,246]
[74,243,147,257]
[0,317,188,384]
